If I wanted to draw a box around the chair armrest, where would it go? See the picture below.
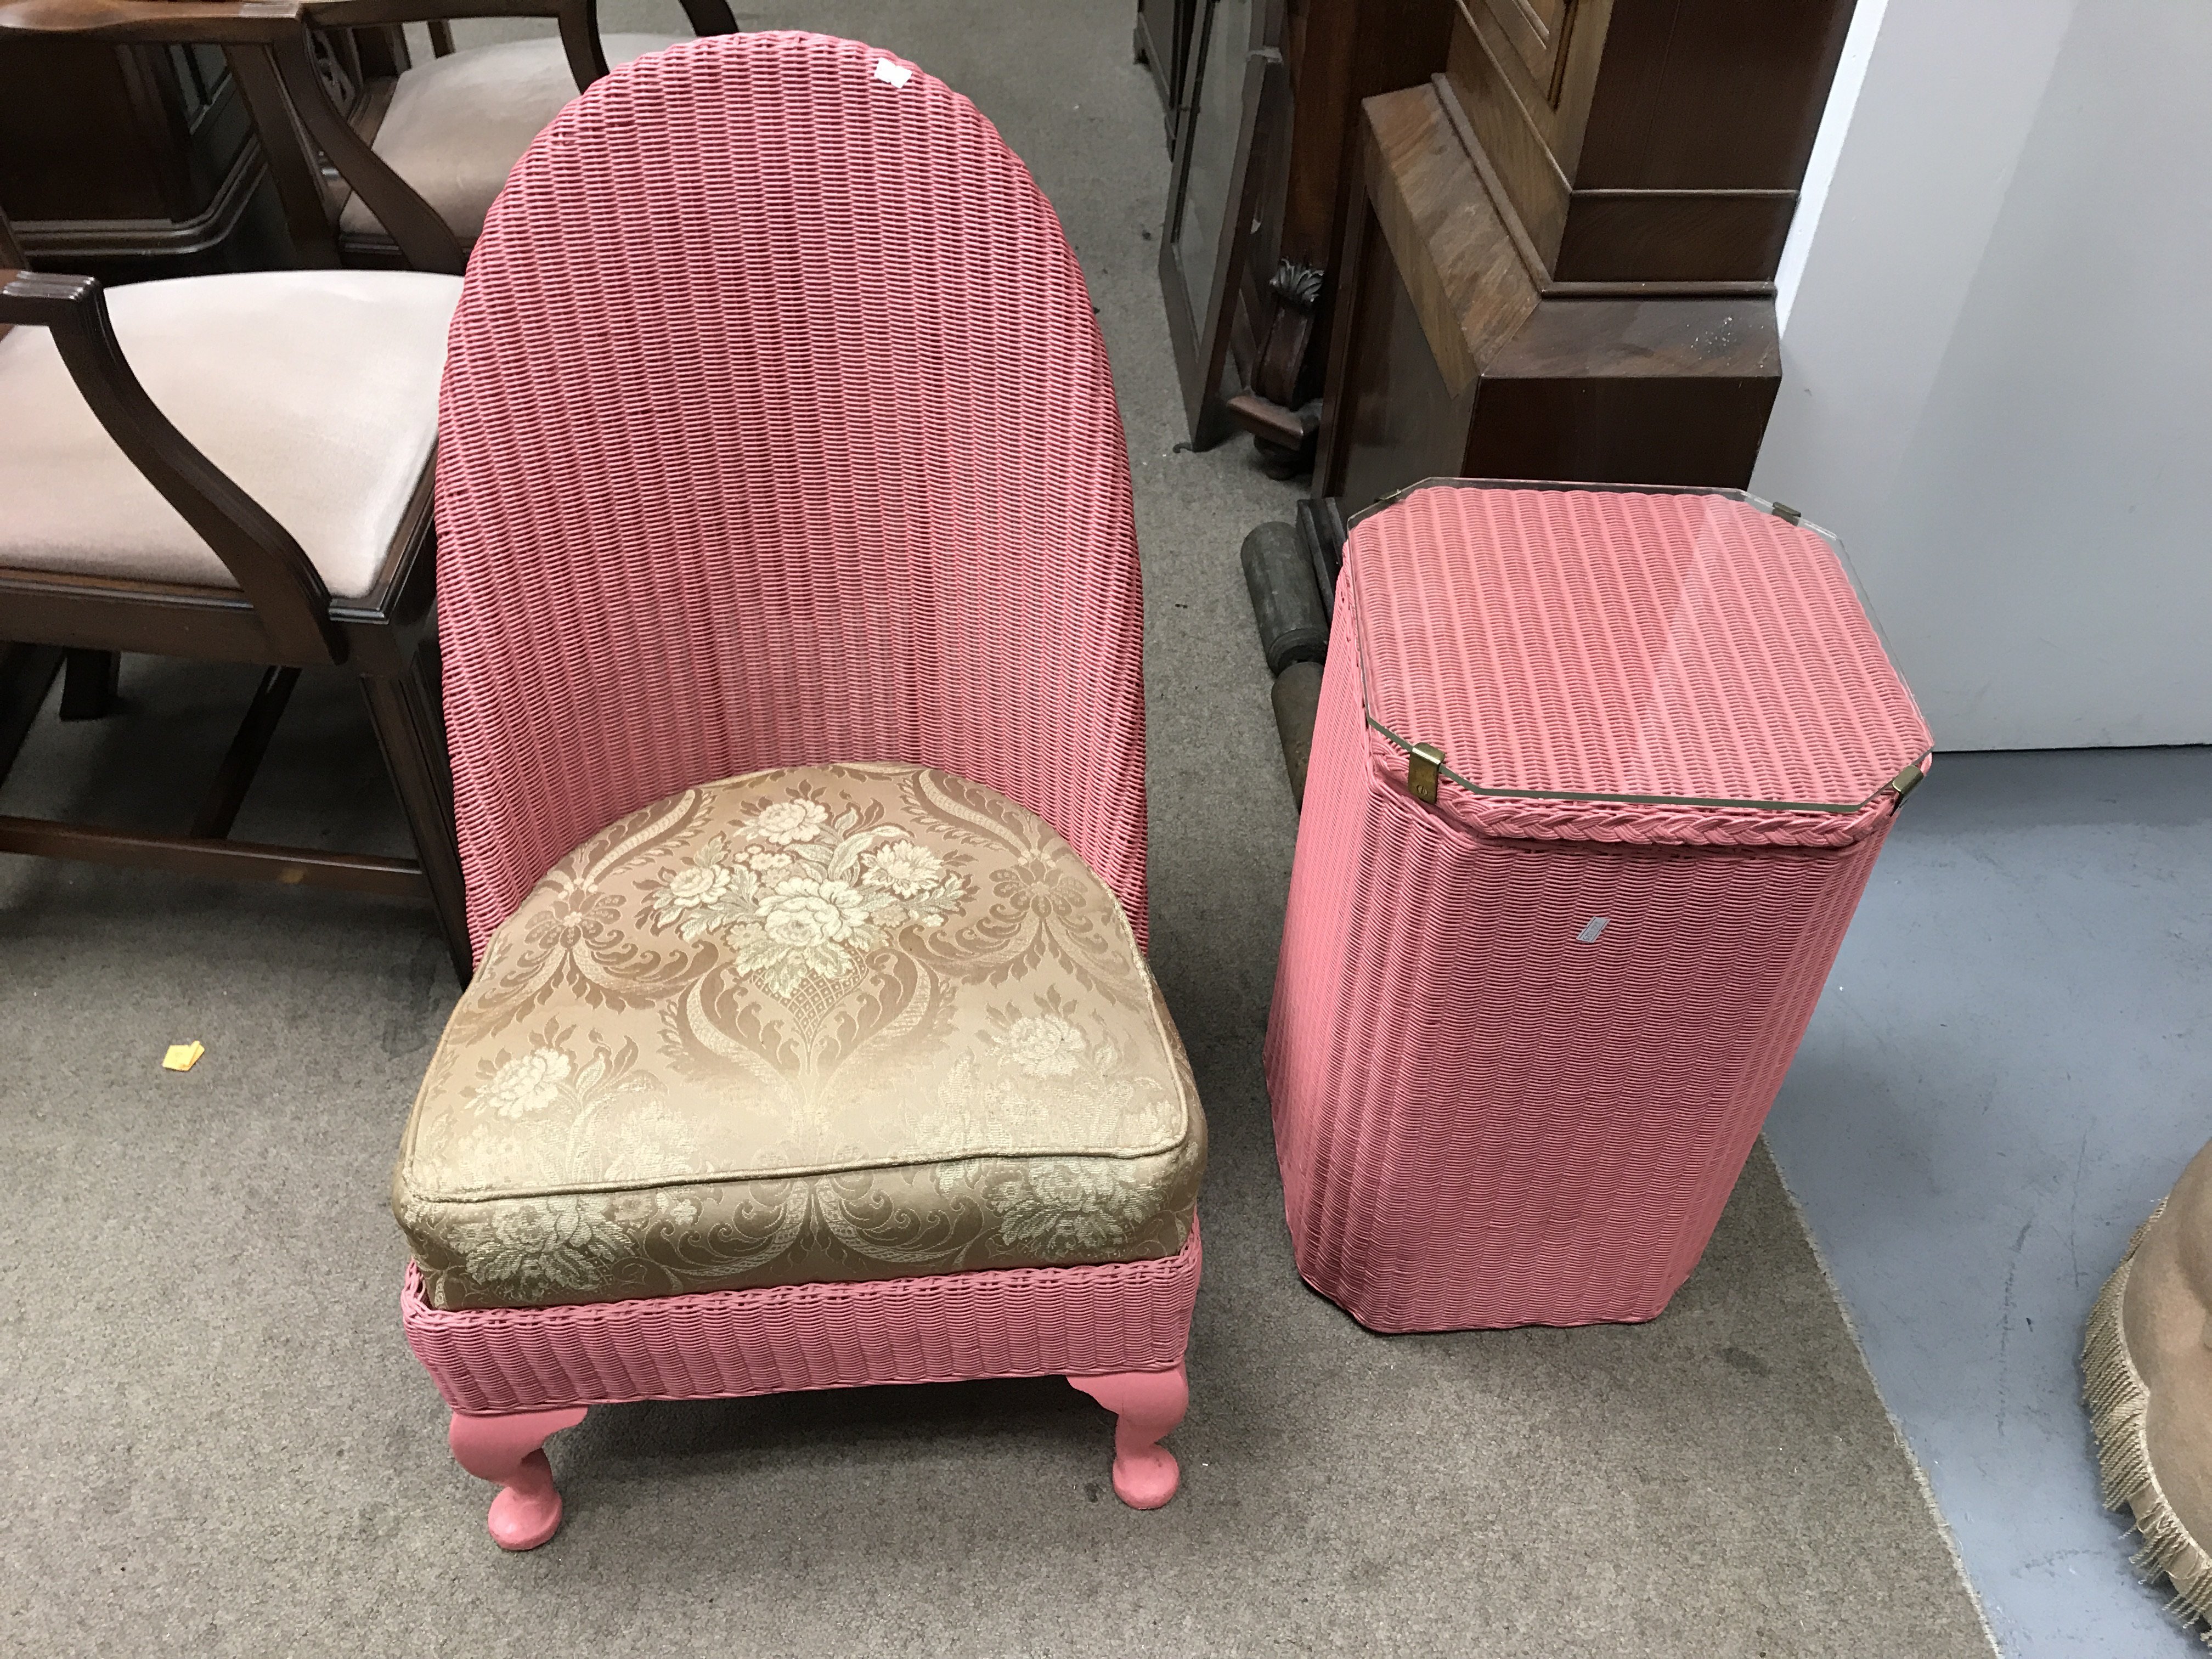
[306,0,736,89]
[304,0,606,105]
[0,270,342,665]
[0,0,303,44]
[306,0,735,35]
[259,25,469,272]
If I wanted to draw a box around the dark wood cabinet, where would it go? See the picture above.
[1451,0,1851,282]
[1220,0,1455,452]
[1315,0,1854,512]
[0,39,296,281]
[0,26,411,284]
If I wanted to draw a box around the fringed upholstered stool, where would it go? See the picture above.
[2086,1140,2212,1633]
[392,33,1203,1545]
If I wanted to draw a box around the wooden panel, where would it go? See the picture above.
[1362,83,1538,397]
[1446,0,1851,282]
[1471,292,1779,484]
[1553,187,1795,281]
[1274,0,1455,270]
[1578,0,1855,190]
[1466,373,1778,489]
[1453,0,1612,160]
[1334,198,1471,510]
[1486,291,1778,382]
[1444,5,1579,266]
[0,37,282,279]
[1479,0,1579,95]
[1317,81,1785,504]
[0,574,284,661]
[0,41,171,221]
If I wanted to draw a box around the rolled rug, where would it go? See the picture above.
[2086,1138,2212,1635]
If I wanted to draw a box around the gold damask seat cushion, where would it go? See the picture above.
[393,764,1204,1311]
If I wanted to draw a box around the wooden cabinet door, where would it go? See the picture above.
[1477,0,1582,99]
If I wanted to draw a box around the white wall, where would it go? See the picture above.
[1752,0,2212,750]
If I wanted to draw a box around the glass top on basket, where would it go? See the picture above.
[1348,480,1932,816]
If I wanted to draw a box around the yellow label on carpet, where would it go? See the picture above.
[161,1041,205,1073]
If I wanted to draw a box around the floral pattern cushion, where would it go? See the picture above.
[393,764,1205,1310]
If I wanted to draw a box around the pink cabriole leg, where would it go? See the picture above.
[1068,1363,1188,1510]
[447,1406,588,1550]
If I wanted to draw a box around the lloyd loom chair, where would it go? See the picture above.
[393,32,1206,1548]
[0,1,479,975]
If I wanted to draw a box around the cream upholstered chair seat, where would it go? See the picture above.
[393,763,1206,1311]
[338,35,682,246]
[0,270,461,599]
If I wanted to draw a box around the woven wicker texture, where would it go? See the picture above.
[404,1222,1201,1414]
[1266,498,1904,1331]
[1353,485,1930,849]
[434,32,1148,962]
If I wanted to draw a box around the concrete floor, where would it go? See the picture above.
[1767,747,2212,1656]
[0,3,2004,1655]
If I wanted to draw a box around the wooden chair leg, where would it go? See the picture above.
[1069,1362,1189,1509]
[448,1407,588,1550]
[361,644,472,984]
[58,648,120,721]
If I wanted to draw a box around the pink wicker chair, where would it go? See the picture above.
[398,32,1203,1549]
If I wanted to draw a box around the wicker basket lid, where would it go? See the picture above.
[1346,480,1932,849]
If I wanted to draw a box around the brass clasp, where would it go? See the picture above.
[1406,743,1443,805]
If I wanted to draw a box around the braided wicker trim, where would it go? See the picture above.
[1346,485,1929,850]
[404,1221,1201,1415]
[1362,723,1900,848]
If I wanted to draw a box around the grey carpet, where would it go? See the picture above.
[0,3,1996,1652]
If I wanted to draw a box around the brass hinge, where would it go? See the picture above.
[1406,743,1444,805]
[1771,501,1803,526]
[1885,760,1926,801]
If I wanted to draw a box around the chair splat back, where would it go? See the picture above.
[435,32,1148,961]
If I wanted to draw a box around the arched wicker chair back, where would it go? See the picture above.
[435,32,1147,961]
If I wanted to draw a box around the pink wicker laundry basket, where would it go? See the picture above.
[1265,479,1931,1333]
